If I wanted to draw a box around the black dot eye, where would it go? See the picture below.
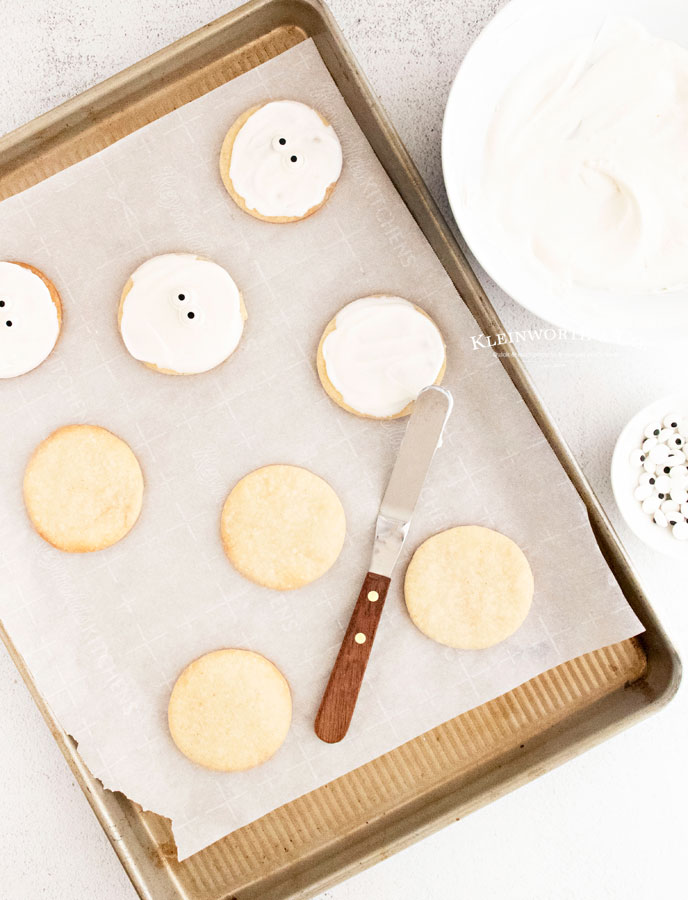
[658,493,665,499]
[649,478,655,484]
[290,155,297,163]
[664,466,671,474]
[278,137,286,146]
[178,293,185,301]
[187,311,195,320]
[653,429,660,436]
[0,300,5,307]
[5,320,12,327]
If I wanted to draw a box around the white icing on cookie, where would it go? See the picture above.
[0,262,60,379]
[228,100,342,219]
[322,296,445,417]
[120,254,245,375]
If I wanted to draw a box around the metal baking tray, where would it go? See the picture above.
[0,1,680,898]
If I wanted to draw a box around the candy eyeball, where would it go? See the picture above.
[286,152,305,170]
[654,474,671,494]
[672,521,688,541]
[668,433,684,450]
[649,443,670,463]
[179,305,203,325]
[644,422,661,438]
[629,449,645,468]
[635,483,653,501]
[663,413,680,429]
[653,509,668,528]
[641,494,661,515]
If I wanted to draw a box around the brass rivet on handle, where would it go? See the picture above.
[367,590,379,602]
[354,633,366,644]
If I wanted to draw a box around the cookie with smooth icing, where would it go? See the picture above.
[118,253,246,375]
[0,261,62,378]
[317,295,446,419]
[220,100,342,223]
[23,424,144,553]
[404,525,534,650]
[168,648,292,772]
[221,464,346,590]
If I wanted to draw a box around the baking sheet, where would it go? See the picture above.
[0,39,642,861]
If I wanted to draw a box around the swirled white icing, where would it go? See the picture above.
[120,254,245,375]
[0,262,60,379]
[482,19,688,293]
[228,100,342,219]
[322,296,445,417]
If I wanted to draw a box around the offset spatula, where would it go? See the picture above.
[315,385,453,743]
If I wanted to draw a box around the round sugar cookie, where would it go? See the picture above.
[168,649,292,772]
[220,100,343,223]
[24,424,144,553]
[118,253,246,375]
[0,261,62,378]
[317,295,446,419]
[221,464,346,590]
[404,525,534,650]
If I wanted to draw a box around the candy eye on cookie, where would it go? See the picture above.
[0,261,63,379]
[119,252,246,376]
[220,99,343,223]
[172,290,203,325]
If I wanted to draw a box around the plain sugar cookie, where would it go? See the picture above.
[119,253,246,375]
[317,295,446,419]
[23,424,144,553]
[404,525,534,649]
[221,464,346,590]
[168,648,292,771]
[0,261,62,378]
[220,100,342,223]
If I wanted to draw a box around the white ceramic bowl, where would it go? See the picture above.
[441,0,688,345]
[611,395,688,559]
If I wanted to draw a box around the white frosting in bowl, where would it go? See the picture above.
[482,19,688,294]
[0,262,60,379]
[322,296,445,418]
[120,253,245,375]
[228,100,342,219]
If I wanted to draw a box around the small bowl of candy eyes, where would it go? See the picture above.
[611,395,688,559]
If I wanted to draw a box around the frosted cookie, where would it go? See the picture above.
[24,424,144,553]
[317,295,446,419]
[168,649,292,772]
[0,261,62,378]
[404,525,534,650]
[220,100,342,223]
[118,253,246,375]
[221,464,346,590]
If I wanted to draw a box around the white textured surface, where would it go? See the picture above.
[0,1,685,898]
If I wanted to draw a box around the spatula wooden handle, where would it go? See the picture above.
[314,571,391,743]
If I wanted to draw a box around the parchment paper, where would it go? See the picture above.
[0,40,642,860]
